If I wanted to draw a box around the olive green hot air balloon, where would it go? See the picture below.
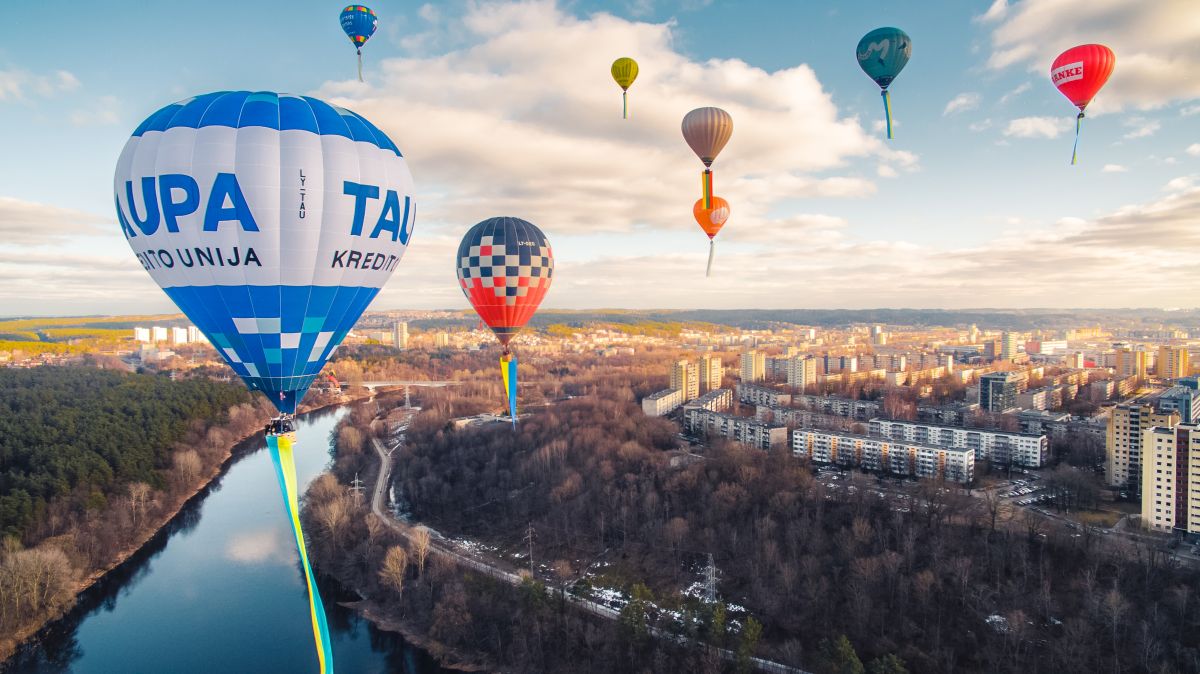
[611,57,639,119]
[682,106,733,209]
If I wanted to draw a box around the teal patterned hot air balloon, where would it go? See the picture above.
[856,27,911,139]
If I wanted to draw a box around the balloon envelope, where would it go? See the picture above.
[693,197,730,239]
[114,91,416,414]
[611,57,639,91]
[856,27,911,89]
[1051,44,1115,110]
[456,217,554,347]
[340,5,378,49]
[682,107,733,167]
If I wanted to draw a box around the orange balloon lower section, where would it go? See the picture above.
[694,196,730,239]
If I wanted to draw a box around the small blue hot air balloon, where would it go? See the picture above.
[340,5,378,82]
[856,27,912,139]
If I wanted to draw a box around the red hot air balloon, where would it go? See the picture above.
[456,217,554,427]
[1050,44,1115,164]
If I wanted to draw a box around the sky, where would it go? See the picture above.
[0,0,1198,316]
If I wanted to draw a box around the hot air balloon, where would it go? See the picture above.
[1051,44,1115,165]
[682,107,733,210]
[611,57,639,119]
[456,217,554,427]
[856,27,911,139]
[693,196,729,277]
[340,5,378,82]
[115,91,417,674]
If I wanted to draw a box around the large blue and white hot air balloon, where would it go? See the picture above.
[114,91,416,415]
[115,91,415,674]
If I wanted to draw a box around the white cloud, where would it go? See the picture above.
[1003,116,1072,139]
[70,95,121,127]
[1122,116,1160,139]
[417,3,440,22]
[0,197,109,244]
[1102,164,1128,173]
[998,82,1031,105]
[0,68,80,101]
[1183,104,1200,116]
[985,0,1200,112]
[1186,143,1200,156]
[969,118,994,132]
[943,92,981,116]
[975,0,1008,23]
[316,1,893,239]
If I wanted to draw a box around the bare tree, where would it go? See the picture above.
[412,526,431,577]
[379,545,409,599]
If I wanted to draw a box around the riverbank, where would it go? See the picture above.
[342,600,490,673]
[0,392,368,664]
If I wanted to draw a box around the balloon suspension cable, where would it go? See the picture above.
[881,89,893,139]
[500,351,518,429]
[702,170,713,209]
[622,90,628,120]
[1071,111,1084,166]
[706,239,715,278]
[357,49,363,83]
[268,433,335,674]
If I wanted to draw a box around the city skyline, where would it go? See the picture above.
[2,0,1199,316]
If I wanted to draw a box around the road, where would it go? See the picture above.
[367,418,808,674]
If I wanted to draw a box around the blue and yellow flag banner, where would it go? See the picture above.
[268,433,335,673]
[500,352,518,428]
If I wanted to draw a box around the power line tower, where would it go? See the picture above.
[704,553,719,604]
[405,385,411,409]
[349,472,365,501]
[523,522,536,576]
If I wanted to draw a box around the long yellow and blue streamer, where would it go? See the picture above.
[500,352,518,428]
[268,432,334,674]
[881,89,894,140]
[622,90,628,120]
[702,170,713,209]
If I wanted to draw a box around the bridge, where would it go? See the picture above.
[356,380,461,392]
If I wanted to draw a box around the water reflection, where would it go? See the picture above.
[4,406,445,674]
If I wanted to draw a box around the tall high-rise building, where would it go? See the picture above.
[393,321,409,350]
[1000,332,1019,360]
[1115,345,1148,380]
[983,339,1002,360]
[1141,423,1200,533]
[671,359,700,401]
[1158,386,1200,424]
[1107,402,1178,491]
[170,327,189,345]
[740,350,765,382]
[151,326,168,343]
[979,372,1022,413]
[133,327,151,343]
[786,355,817,391]
[968,324,980,343]
[700,355,723,392]
[1158,345,1189,379]
[186,325,208,344]
[1067,351,1086,369]
[434,332,450,348]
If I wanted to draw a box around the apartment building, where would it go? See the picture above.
[1107,402,1179,491]
[868,418,1048,467]
[700,354,723,392]
[740,350,766,382]
[792,394,882,420]
[671,359,700,401]
[736,383,792,407]
[683,388,733,414]
[792,429,975,484]
[642,389,683,417]
[685,409,788,450]
[1140,424,1200,534]
[786,355,818,390]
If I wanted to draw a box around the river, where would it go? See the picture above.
[3,406,445,674]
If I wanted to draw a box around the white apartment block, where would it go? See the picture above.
[671,359,700,401]
[683,388,733,414]
[133,327,151,343]
[170,327,189,345]
[151,326,169,342]
[792,429,975,484]
[786,355,817,390]
[740,350,766,382]
[736,383,792,407]
[1107,403,1179,491]
[685,409,788,450]
[642,389,683,417]
[700,355,723,392]
[868,418,1048,468]
[1140,424,1200,535]
[793,395,882,421]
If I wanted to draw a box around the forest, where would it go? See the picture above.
[0,366,250,540]
[320,381,1200,674]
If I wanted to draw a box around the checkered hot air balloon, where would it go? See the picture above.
[456,217,554,427]
[340,5,378,82]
